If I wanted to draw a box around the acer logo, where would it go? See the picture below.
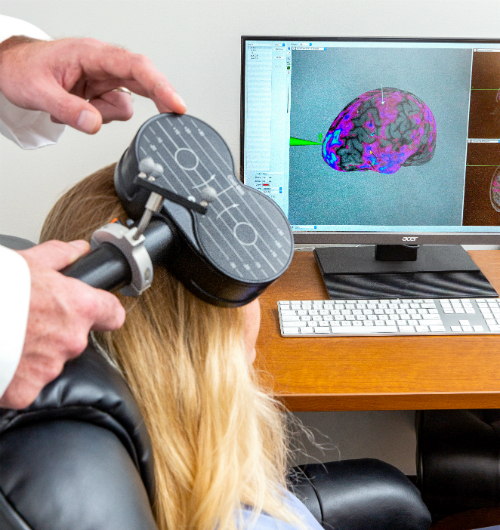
[402,236,418,242]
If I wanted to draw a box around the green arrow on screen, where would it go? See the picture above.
[290,137,322,146]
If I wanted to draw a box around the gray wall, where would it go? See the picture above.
[3,0,500,474]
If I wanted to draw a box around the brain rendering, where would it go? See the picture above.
[322,88,437,174]
[490,166,500,212]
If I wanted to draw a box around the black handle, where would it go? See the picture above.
[61,219,174,292]
[61,243,132,291]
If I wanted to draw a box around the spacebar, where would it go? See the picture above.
[328,326,399,334]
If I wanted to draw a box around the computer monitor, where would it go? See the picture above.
[240,36,500,299]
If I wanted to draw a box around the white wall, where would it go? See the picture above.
[2,0,500,474]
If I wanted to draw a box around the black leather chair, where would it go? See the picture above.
[0,235,431,529]
[0,345,431,529]
[417,409,500,521]
[0,235,35,250]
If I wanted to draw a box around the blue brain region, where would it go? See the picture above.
[322,88,437,174]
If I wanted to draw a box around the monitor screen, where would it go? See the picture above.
[240,36,500,246]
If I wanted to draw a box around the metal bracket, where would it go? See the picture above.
[91,223,153,297]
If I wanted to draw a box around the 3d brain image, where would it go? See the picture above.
[490,166,500,212]
[322,88,437,174]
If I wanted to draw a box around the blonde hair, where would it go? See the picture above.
[41,165,301,530]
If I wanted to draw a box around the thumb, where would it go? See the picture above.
[43,83,103,134]
[18,240,91,271]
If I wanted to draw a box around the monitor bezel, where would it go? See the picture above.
[240,35,500,245]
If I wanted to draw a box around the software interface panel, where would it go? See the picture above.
[242,39,500,234]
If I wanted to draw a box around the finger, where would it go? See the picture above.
[83,76,186,115]
[18,240,90,271]
[88,289,126,332]
[127,61,186,114]
[38,80,104,134]
[78,46,187,114]
[89,90,134,123]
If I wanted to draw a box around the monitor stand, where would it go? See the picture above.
[314,245,498,300]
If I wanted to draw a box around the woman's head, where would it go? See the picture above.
[40,164,297,530]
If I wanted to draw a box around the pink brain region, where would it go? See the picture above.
[322,88,437,174]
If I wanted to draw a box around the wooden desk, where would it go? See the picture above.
[255,250,500,412]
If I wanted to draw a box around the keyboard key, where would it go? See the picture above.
[327,326,399,334]
[420,320,444,327]
[282,321,308,328]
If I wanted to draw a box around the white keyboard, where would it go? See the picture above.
[278,298,500,337]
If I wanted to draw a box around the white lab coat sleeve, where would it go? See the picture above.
[0,246,30,396]
[0,14,65,149]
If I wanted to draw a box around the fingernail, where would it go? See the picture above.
[69,240,90,252]
[174,93,186,110]
[77,110,98,133]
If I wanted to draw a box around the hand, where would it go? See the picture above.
[0,240,126,409]
[0,35,186,134]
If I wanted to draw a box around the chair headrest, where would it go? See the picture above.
[0,235,35,250]
[0,342,155,502]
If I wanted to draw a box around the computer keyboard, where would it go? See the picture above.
[278,298,500,337]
